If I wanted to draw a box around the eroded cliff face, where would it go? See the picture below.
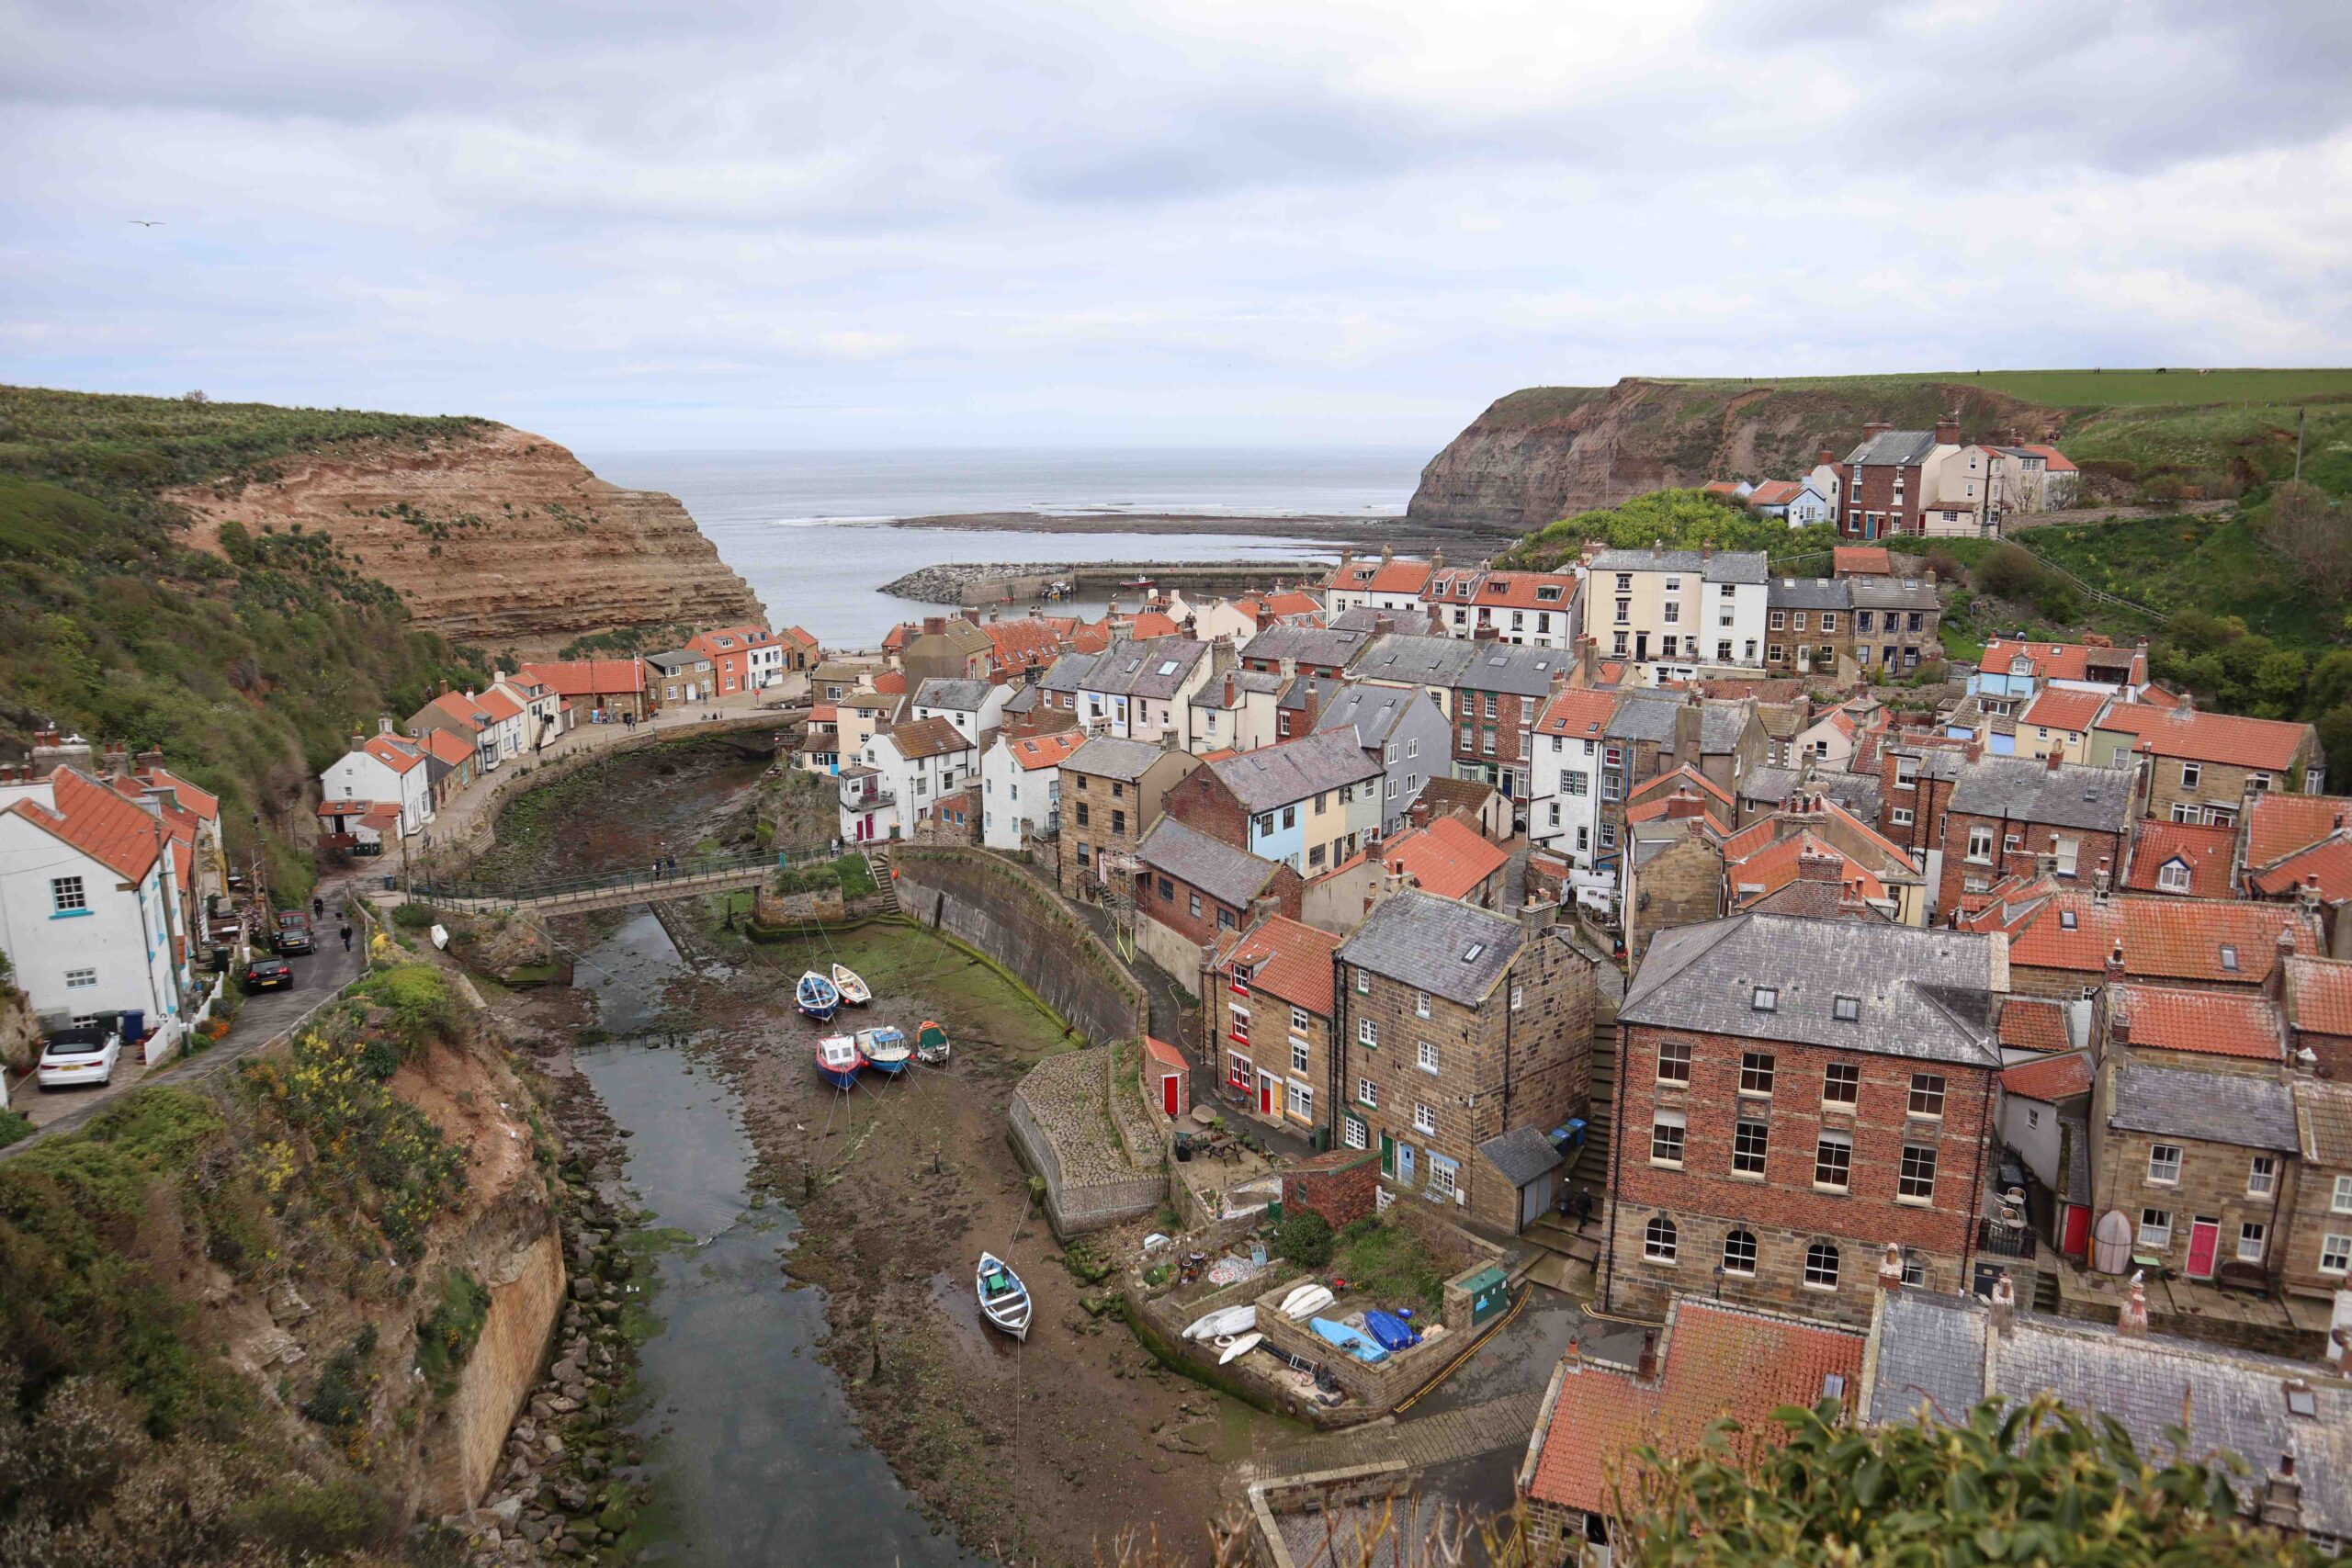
[169,424,763,655]
[1408,378,2064,534]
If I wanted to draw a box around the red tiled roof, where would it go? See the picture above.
[133,765,219,820]
[2099,704,2311,771]
[1833,546,1892,576]
[1998,998,2073,1055]
[2286,956,2352,1037]
[1144,1035,1187,1072]
[11,766,165,882]
[2249,833,2352,902]
[1070,620,1115,653]
[419,730,475,766]
[808,704,839,723]
[1597,660,1628,686]
[2009,892,2323,984]
[2245,793,2352,871]
[1224,914,1343,1017]
[1380,817,1508,902]
[1727,832,1886,907]
[1470,572,1578,611]
[872,671,909,694]
[2002,1049,2091,1100]
[881,623,913,653]
[1700,479,1742,496]
[358,803,402,833]
[1745,479,1802,506]
[984,617,1069,669]
[2110,982,2283,1061]
[1980,639,2144,687]
[1536,687,1617,739]
[1628,765,1734,811]
[1126,610,1182,640]
[2021,687,2107,733]
[2123,818,2235,898]
[518,659,645,698]
[2014,443,2077,474]
[2136,682,2183,709]
[1527,1300,1865,1518]
[781,625,820,649]
[1624,796,1732,835]
[1259,591,1320,620]
[1367,559,1433,595]
[362,735,428,774]
[1006,730,1085,771]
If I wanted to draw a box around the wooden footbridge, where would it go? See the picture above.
[409,853,778,917]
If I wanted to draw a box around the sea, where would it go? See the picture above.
[581,446,1424,648]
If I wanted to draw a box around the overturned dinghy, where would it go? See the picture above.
[977,1252,1031,1341]
[1182,1304,1257,1342]
[1281,1284,1334,1321]
[1309,1317,1389,1364]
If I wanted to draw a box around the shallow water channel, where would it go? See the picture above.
[570,910,972,1565]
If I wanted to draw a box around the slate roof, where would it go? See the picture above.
[1337,890,1523,1006]
[1844,428,1940,467]
[1224,914,1343,1017]
[1621,914,2001,1067]
[1039,651,1101,694]
[1605,695,1681,743]
[1946,754,2135,834]
[2107,1060,2299,1151]
[1768,577,1850,611]
[913,677,994,712]
[1079,638,1209,699]
[2109,984,2283,1062]
[1846,576,1942,611]
[1586,547,1769,584]
[1866,1290,1988,1427]
[1063,736,1169,783]
[1239,623,1372,670]
[1313,682,1419,748]
[1136,818,1287,909]
[1353,633,1481,689]
[1456,642,1571,697]
[1208,730,1382,811]
[1530,1300,1865,1517]
[1476,1125,1562,1188]
[885,716,974,761]
[644,649,711,673]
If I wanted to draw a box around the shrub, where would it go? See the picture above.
[232,1477,392,1554]
[352,963,458,1050]
[1973,544,2048,602]
[1272,1211,1334,1268]
[0,1108,30,1149]
[300,1327,378,1435]
[413,1269,492,1398]
[391,902,438,929]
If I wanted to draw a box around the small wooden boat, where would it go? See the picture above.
[797,971,842,1021]
[1216,1331,1263,1366]
[1183,1304,1257,1342]
[914,1020,951,1066]
[1281,1285,1334,1321]
[858,1026,911,1076]
[977,1252,1031,1341]
[815,1034,865,1089]
[831,964,872,1006]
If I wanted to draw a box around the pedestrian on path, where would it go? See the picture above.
[340,924,353,952]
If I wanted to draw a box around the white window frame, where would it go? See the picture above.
[2248,1155,2277,1199]
[2322,1234,2352,1276]
[1644,1214,1678,1263]
[1649,1110,1687,1168]
[2146,1144,2183,1186]
[1803,1241,1840,1292]
[1413,1102,1436,1136]
[1356,1077,1378,1109]
[2139,1208,2172,1248]
[2238,1222,2267,1264]
[1417,1040,1441,1076]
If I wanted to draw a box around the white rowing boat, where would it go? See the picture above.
[1182,1304,1257,1342]
[1281,1284,1334,1320]
[977,1251,1031,1341]
[832,964,872,1006]
[1217,1331,1263,1365]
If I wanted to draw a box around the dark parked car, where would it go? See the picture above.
[244,956,295,991]
[274,910,315,954]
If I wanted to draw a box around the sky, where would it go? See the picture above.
[4,0,2349,451]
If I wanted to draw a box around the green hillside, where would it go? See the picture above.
[0,387,494,898]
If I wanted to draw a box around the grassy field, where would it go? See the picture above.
[1646,368,2352,409]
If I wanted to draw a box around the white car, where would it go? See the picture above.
[36,1025,122,1091]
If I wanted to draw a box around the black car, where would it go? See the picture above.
[274,910,315,954]
[244,956,295,991]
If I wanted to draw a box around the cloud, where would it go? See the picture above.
[1,0,2347,447]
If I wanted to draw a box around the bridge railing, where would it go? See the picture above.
[415,851,783,908]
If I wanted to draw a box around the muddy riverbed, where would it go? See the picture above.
[483,738,1283,1565]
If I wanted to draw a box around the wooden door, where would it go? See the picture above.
[2187,1217,2221,1280]
[1161,1073,1180,1118]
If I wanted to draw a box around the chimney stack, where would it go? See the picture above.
[2046,748,2064,773]
[1636,1330,1658,1382]
[1989,1270,2017,1330]
[1796,845,1842,883]
[2105,939,2126,986]
[1817,446,1835,467]
[1934,417,1961,446]
[923,616,945,635]
[2118,1269,2150,1337]
[1863,422,1891,441]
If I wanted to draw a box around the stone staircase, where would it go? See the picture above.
[865,846,900,915]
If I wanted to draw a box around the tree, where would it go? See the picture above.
[1616,1394,2322,1568]
[1504,489,1829,570]
[2256,480,2352,601]
[2252,649,2311,720]
[1973,544,2048,603]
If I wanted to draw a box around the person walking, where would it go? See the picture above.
[340,923,353,953]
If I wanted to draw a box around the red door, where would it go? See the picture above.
[1259,1073,1274,1116]
[2061,1204,2091,1259]
[1161,1073,1180,1118]
[2187,1218,2221,1280]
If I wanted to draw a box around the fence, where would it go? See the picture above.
[413,852,779,910]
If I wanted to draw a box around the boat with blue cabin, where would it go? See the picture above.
[857,1025,912,1076]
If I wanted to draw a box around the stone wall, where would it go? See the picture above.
[434,1225,567,1515]
[1007,1049,1166,1236]
[892,844,1147,1048]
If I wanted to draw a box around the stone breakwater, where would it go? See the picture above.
[878,560,1074,603]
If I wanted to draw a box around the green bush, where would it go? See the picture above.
[300,1327,378,1433]
[1973,543,2049,602]
[1272,1210,1334,1268]
[391,902,439,929]
[231,1477,392,1554]
[413,1268,493,1397]
[0,1109,31,1149]
[352,963,458,1050]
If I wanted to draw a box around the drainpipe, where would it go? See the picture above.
[1600,1016,1629,1313]
[1961,1057,1995,1296]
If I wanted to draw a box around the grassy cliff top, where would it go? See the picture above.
[1480,368,2352,420]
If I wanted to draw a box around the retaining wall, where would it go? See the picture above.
[1006,1050,1167,1236]
[891,845,1146,1048]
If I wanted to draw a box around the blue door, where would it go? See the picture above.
[1397,1144,1416,1185]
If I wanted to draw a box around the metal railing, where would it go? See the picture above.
[414,851,781,908]
[1978,1216,2039,1260]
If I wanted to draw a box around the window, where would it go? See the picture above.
[1732,1120,1769,1177]
[1823,1063,1859,1108]
[1966,826,1995,863]
[1644,1215,1678,1262]
[1650,1111,1687,1167]
[1414,989,1431,1020]
[1814,1131,1852,1190]
[1075,802,1090,828]
[2322,1235,2352,1276]
[1792,612,1806,632]
[1891,807,1914,829]
[1898,1145,1939,1203]
[1751,986,1779,1013]
[2335,1175,2352,1214]
[1357,1077,1378,1108]
[1804,1242,1840,1292]
[1358,1019,1377,1048]
[1289,1081,1314,1124]
[1657,1039,1691,1086]
[1281,805,1295,829]
[1289,1004,1310,1032]
[1740,1052,1776,1097]
[1111,808,1125,834]
[2157,861,2191,893]
[1427,1153,1456,1202]
[2139,1209,2173,1249]
[1562,769,1588,796]
[1510,985,1524,1011]
[1721,1229,1757,1275]
[2238,1222,2267,1264]
[1768,644,1785,663]
[1413,1103,1436,1135]
[1908,1074,1946,1118]
[2147,1144,2183,1185]
[1820,612,1838,633]
[64,967,97,989]
[2220,945,2240,973]
[1418,1040,1440,1075]
[1230,1007,1250,1043]
[2180,761,2201,789]
[1343,1115,1367,1151]
[1355,967,1371,995]
[1188,892,1203,919]
[2248,1156,2277,1197]
[1291,1039,1310,1074]
[1833,994,1860,1022]
[50,875,86,914]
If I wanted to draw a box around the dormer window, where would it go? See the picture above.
[1752,986,1779,1012]
[1833,995,1860,1022]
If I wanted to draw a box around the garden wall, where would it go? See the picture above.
[892,846,1147,1048]
[1007,1050,1166,1237]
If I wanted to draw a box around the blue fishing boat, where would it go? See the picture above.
[1364,1310,1420,1353]
[1309,1317,1389,1364]
[797,970,842,1021]
[814,1033,865,1089]
[857,1026,912,1076]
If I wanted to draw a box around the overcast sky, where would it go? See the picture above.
[5,0,2348,450]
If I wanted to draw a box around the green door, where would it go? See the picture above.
[1380,1132,1396,1177]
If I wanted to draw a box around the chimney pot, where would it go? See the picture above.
[1636,1330,1657,1382]
[2118,1270,2150,1337]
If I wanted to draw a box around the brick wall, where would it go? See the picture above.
[1284,1149,1380,1230]
[1841,461,1924,537]
[1162,766,1252,852]
[1603,1021,1996,1327]
[1453,687,1538,774]
[1875,747,1958,863]
[1937,806,2122,914]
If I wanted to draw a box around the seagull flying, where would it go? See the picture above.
[128,220,164,227]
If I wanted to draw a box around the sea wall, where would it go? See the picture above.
[890,846,1147,1048]
[434,1225,568,1515]
[1007,1050,1166,1235]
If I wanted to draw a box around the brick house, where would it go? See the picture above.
[2285,1077,2352,1302]
[1211,913,1345,1138]
[1838,421,1957,539]
[1332,894,1603,1222]
[1132,817,1302,995]
[1597,697,1766,872]
[2090,704,2326,824]
[1056,737,1200,899]
[1448,641,1573,802]
[899,615,993,684]
[1623,807,1729,967]
[1601,915,2006,1326]
[1936,752,2134,916]
[1982,891,2324,998]
[1378,816,1509,908]
[1871,735,1969,863]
